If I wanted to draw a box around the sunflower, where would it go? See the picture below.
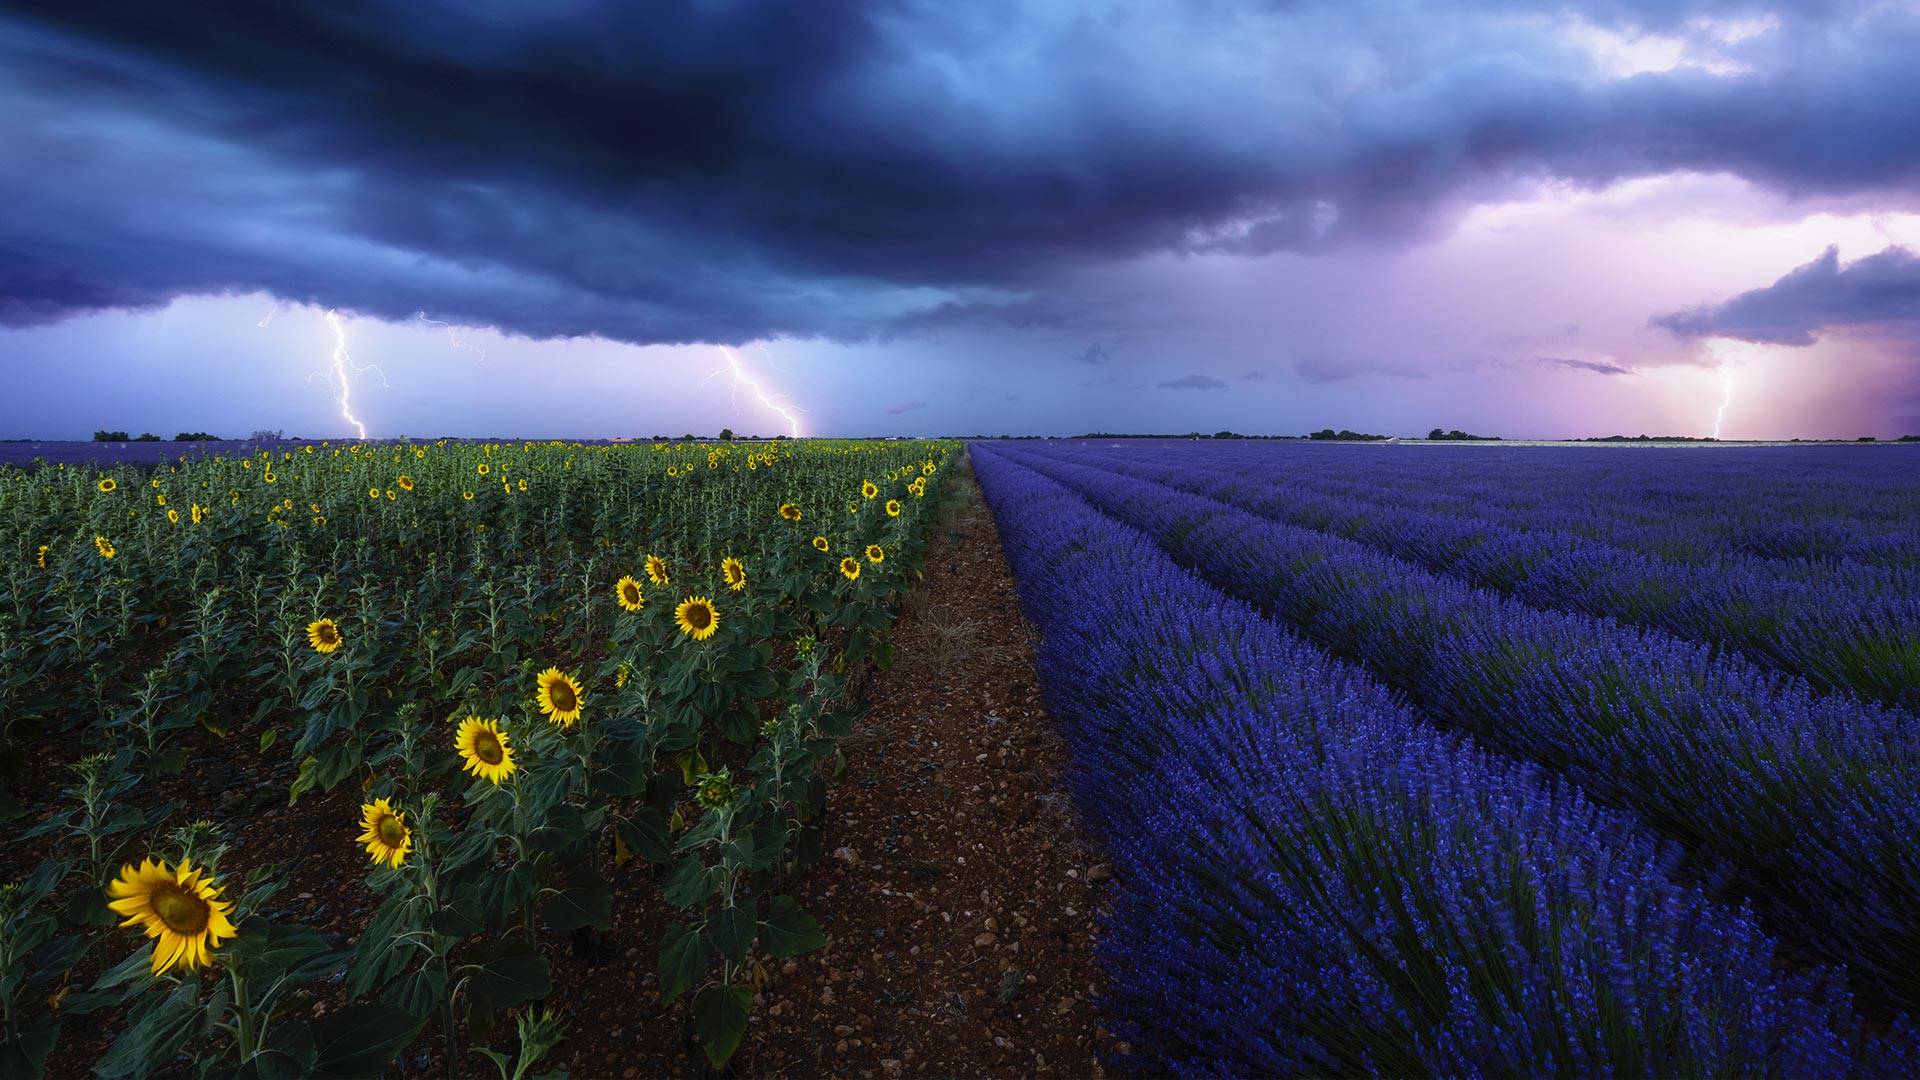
[536,667,585,727]
[94,536,116,560]
[190,503,205,524]
[840,556,861,581]
[779,503,803,522]
[615,575,646,612]
[36,544,49,568]
[155,494,167,506]
[675,596,720,640]
[455,716,516,784]
[306,617,343,654]
[866,544,885,564]
[97,477,117,493]
[645,554,670,586]
[357,798,412,868]
[615,663,631,689]
[517,479,528,492]
[368,487,381,500]
[462,490,475,501]
[477,463,491,476]
[721,557,746,592]
[812,535,830,552]
[397,475,414,491]
[385,489,396,501]
[886,499,902,517]
[262,471,276,484]
[106,857,237,975]
[860,480,878,499]
[167,509,180,524]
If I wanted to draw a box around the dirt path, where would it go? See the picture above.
[708,458,1114,1077]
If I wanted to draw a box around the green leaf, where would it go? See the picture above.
[229,922,344,985]
[708,899,757,965]
[615,808,671,864]
[93,980,203,1079]
[259,728,278,752]
[380,967,447,1018]
[0,1013,58,1079]
[662,855,719,909]
[541,885,612,933]
[657,922,710,1004]
[459,932,551,1025]
[759,895,825,959]
[691,984,752,1068]
[307,1002,425,1078]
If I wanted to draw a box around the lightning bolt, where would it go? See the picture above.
[306,309,389,440]
[1710,364,1733,440]
[416,311,487,363]
[257,303,278,327]
[708,345,803,438]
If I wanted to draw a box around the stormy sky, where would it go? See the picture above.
[3,1,1920,439]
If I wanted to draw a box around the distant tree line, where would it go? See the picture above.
[1427,428,1499,441]
[91,431,225,442]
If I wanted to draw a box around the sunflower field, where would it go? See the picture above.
[0,437,953,1076]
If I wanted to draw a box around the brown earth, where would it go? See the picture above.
[6,459,1115,1078]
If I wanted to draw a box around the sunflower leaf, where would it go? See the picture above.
[459,932,551,1026]
[691,984,753,1068]
[759,895,825,959]
[307,1002,424,1079]
[708,899,757,965]
[657,922,710,1004]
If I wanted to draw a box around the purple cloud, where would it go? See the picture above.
[1157,374,1227,391]
[1654,246,1920,346]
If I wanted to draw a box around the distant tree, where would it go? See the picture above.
[718,427,735,441]
[174,432,220,441]
[1858,436,1878,443]
[1213,430,1239,439]
[92,430,131,442]
[681,433,694,442]
[248,429,286,441]
[133,432,161,442]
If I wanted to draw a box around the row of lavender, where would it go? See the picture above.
[1055,442,1920,709]
[1179,442,1920,573]
[986,441,1920,1011]
[968,443,1914,1075]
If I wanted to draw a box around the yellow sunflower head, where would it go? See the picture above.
[397,475,414,491]
[812,535,830,552]
[262,471,276,484]
[156,494,167,506]
[839,556,861,581]
[97,477,117,493]
[516,478,528,492]
[455,716,516,784]
[94,536,116,560]
[36,544,49,568]
[674,596,720,641]
[385,489,396,501]
[477,463,491,476]
[615,575,646,612]
[536,667,585,727]
[615,662,631,688]
[720,557,746,592]
[368,487,381,500]
[357,797,412,868]
[885,499,902,517]
[866,544,885,564]
[778,503,803,522]
[106,857,237,975]
[645,554,670,586]
[167,509,180,524]
[190,504,206,524]
[462,490,475,501]
[306,617,343,654]
[860,480,878,499]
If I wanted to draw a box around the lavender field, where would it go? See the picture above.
[972,440,1920,1076]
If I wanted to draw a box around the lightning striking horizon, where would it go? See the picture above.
[709,345,804,437]
[306,309,389,440]
[1711,365,1734,440]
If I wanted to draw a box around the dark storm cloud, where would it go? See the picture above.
[883,400,928,415]
[3,1,1920,346]
[1654,245,1920,345]
[1539,356,1636,375]
[1158,374,1228,391]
